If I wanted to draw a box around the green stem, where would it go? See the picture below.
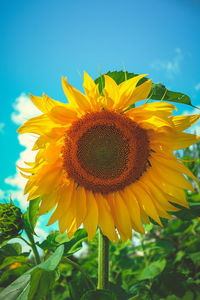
[62,257,96,290]
[24,228,41,265]
[19,236,32,247]
[97,229,109,289]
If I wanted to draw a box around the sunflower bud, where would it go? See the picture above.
[0,200,24,240]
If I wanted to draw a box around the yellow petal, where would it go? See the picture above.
[149,168,188,207]
[47,182,74,226]
[96,193,119,242]
[83,71,98,95]
[32,126,68,150]
[73,186,87,230]
[62,77,91,111]
[115,74,148,109]
[141,177,180,212]
[152,153,199,184]
[164,193,189,208]
[128,102,176,119]
[150,157,195,192]
[45,143,62,163]
[29,93,69,114]
[17,114,56,135]
[103,75,119,108]
[29,161,63,198]
[150,129,200,150]
[108,192,132,241]
[170,114,200,132]
[39,190,58,215]
[48,106,78,125]
[131,183,162,226]
[29,94,45,113]
[83,72,101,110]
[84,191,98,241]
[128,79,152,105]
[138,115,173,130]
[120,188,145,234]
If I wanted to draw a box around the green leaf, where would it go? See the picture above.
[38,244,64,271]
[0,256,28,270]
[68,273,91,300]
[0,272,31,300]
[108,282,130,300]
[28,197,41,233]
[38,229,87,256]
[150,83,192,106]
[0,246,64,300]
[0,265,30,287]
[16,283,30,300]
[24,197,41,235]
[137,259,166,281]
[28,269,58,300]
[94,71,195,107]
[157,272,187,298]
[63,229,88,256]
[155,240,175,251]
[81,289,117,300]
[172,202,200,220]
[188,252,200,264]
[0,243,22,257]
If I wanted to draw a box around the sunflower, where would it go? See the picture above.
[18,72,200,242]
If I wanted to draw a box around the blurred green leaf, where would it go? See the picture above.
[81,289,117,300]
[188,252,200,264]
[67,271,95,299]
[137,259,166,281]
[172,202,200,220]
[0,243,22,258]
[108,282,130,300]
[0,256,28,270]
[155,240,175,251]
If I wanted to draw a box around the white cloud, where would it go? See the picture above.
[11,93,40,125]
[195,83,200,91]
[4,93,40,209]
[151,48,183,79]
[0,122,5,133]
[0,189,5,199]
[1,93,54,248]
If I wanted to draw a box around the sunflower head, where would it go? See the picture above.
[0,200,24,240]
[17,71,200,242]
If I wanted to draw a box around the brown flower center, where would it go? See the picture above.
[62,111,150,193]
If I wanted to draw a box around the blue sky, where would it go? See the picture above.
[0,0,200,239]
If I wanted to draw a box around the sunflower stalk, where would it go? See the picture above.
[98,229,109,289]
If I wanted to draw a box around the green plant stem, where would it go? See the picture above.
[62,257,96,290]
[19,236,32,247]
[97,229,109,289]
[24,228,41,264]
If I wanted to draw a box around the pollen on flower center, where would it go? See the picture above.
[62,111,150,193]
